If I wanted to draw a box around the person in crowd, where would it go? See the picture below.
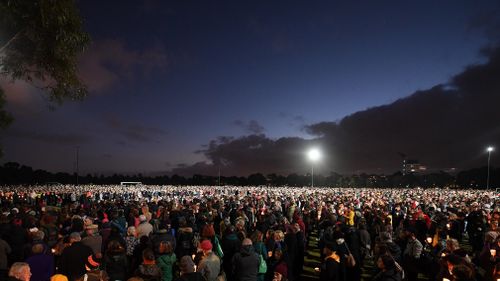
[319,243,342,281]
[137,216,154,238]
[103,240,128,281]
[402,227,422,281]
[8,262,31,281]
[0,235,12,279]
[126,226,139,258]
[232,238,259,281]
[175,256,204,281]
[58,232,94,281]
[134,248,161,281]
[25,244,54,281]
[372,254,402,281]
[196,239,221,281]
[252,230,268,281]
[157,241,176,281]
[82,224,102,256]
[221,225,240,281]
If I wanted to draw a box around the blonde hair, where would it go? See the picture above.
[127,226,136,236]
[274,230,285,241]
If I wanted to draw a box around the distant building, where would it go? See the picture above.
[403,159,427,175]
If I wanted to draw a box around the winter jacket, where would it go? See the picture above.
[232,245,260,281]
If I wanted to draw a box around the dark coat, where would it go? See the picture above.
[58,241,94,281]
[372,269,402,281]
[320,257,341,281]
[232,245,259,281]
[26,253,54,281]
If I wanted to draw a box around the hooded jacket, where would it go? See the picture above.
[232,245,259,281]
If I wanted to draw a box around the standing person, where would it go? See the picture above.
[8,262,31,281]
[0,236,12,279]
[134,248,162,281]
[251,230,268,281]
[137,216,154,238]
[319,243,341,281]
[197,240,221,281]
[175,256,204,281]
[103,240,128,281]
[467,202,487,256]
[372,254,402,281]
[58,232,93,281]
[6,218,28,264]
[157,241,176,281]
[126,227,139,261]
[82,225,102,256]
[25,244,54,281]
[402,227,422,281]
[221,225,240,281]
[232,238,259,281]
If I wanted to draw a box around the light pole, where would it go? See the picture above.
[76,146,79,186]
[487,146,494,190]
[308,148,321,188]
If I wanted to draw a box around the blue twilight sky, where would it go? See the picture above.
[2,0,499,175]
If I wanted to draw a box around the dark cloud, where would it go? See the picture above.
[78,39,169,93]
[103,114,167,143]
[5,128,91,145]
[468,7,500,43]
[233,120,265,134]
[174,45,500,176]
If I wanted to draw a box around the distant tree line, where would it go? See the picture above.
[0,162,498,189]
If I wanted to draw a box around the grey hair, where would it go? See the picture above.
[9,262,29,279]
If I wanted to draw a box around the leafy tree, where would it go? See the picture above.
[0,0,90,153]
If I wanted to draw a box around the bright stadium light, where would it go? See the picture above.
[307,148,321,187]
[487,146,494,190]
[308,148,321,162]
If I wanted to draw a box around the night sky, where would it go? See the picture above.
[2,1,500,176]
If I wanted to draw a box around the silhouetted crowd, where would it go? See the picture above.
[0,185,497,281]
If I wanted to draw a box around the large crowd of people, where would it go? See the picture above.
[0,184,497,281]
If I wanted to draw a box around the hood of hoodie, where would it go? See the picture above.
[241,245,255,256]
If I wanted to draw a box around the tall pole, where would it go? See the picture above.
[487,150,491,190]
[76,146,79,186]
[311,164,314,188]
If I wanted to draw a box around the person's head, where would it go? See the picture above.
[159,241,173,254]
[9,262,31,281]
[273,248,283,260]
[377,254,396,271]
[69,232,81,243]
[127,226,136,237]
[201,224,215,239]
[446,238,460,252]
[32,230,45,241]
[323,243,335,256]
[107,240,125,255]
[452,264,474,281]
[85,224,98,236]
[199,239,213,255]
[446,254,463,274]
[142,248,155,263]
[274,230,284,242]
[31,243,44,255]
[251,230,264,243]
[242,238,252,247]
[179,255,195,274]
